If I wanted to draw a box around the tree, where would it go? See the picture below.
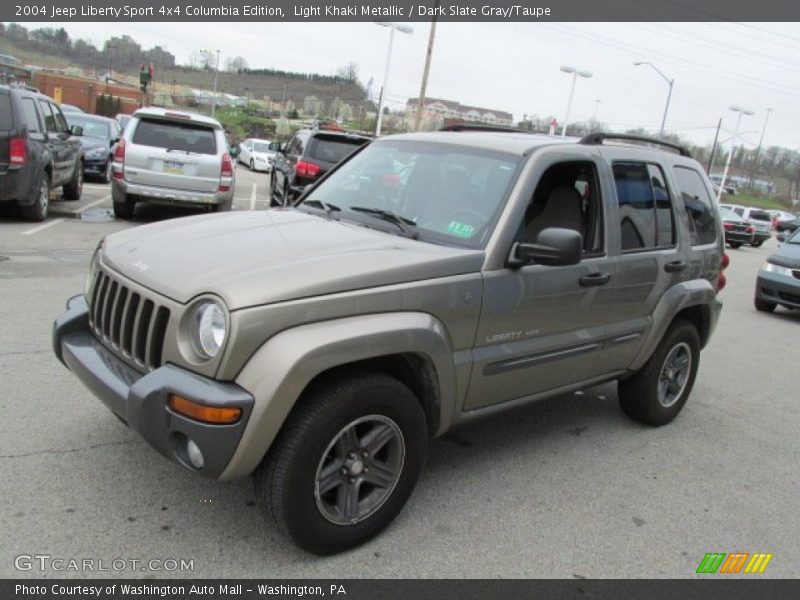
[6,24,29,42]
[288,108,299,119]
[336,62,359,82]
[225,56,248,72]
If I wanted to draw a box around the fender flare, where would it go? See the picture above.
[221,311,457,480]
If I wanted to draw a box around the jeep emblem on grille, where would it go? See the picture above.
[132,260,150,272]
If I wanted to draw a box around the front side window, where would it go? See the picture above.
[51,104,69,133]
[613,162,675,251]
[518,160,604,255]
[38,100,57,133]
[673,166,717,246]
[302,140,521,248]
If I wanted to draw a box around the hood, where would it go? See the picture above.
[768,240,800,269]
[101,209,484,309]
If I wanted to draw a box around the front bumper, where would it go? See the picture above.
[52,295,254,479]
[756,271,800,309]
[84,157,109,176]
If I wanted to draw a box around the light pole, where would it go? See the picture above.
[634,61,674,138]
[591,99,601,131]
[559,66,592,137]
[414,8,438,132]
[211,49,220,118]
[717,105,755,202]
[749,108,773,188]
[375,22,413,137]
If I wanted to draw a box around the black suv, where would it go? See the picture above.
[269,128,371,206]
[0,84,84,221]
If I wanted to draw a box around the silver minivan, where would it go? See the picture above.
[110,107,234,218]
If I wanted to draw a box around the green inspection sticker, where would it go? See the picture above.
[446,221,475,238]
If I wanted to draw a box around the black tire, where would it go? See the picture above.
[728,242,742,249]
[250,159,255,170]
[253,371,428,555]
[269,173,281,207]
[20,172,50,221]
[751,239,764,247]
[62,161,83,200]
[212,199,233,212]
[618,320,700,427]
[755,298,776,313]
[112,189,135,219]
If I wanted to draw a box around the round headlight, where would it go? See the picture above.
[190,301,227,359]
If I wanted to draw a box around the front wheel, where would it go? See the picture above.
[253,371,428,555]
[755,298,776,313]
[62,161,83,200]
[751,239,764,248]
[618,320,700,427]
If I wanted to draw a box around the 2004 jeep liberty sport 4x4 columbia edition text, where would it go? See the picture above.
[53,129,726,554]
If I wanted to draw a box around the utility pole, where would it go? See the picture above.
[414,5,438,132]
[717,106,754,202]
[748,108,773,189]
[706,117,722,175]
[211,49,220,117]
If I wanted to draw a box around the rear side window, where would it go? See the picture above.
[19,98,42,134]
[613,162,675,251]
[38,100,57,133]
[0,94,12,130]
[673,166,717,246]
[132,119,217,155]
[308,137,366,164]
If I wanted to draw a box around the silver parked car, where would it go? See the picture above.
[110,107,234,218]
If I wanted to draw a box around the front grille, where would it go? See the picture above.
[89,269,170,371]
[793,269,800,281]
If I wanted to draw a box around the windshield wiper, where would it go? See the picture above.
[349,206,419,239]
[300,198,341,218]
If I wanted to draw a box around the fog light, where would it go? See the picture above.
[186,439,204,469]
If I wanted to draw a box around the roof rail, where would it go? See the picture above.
[579,132,691,157]
[439,124,535,134]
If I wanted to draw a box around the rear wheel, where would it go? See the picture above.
[212,199,232,212]
[618,320,700,427]
[751,239,764,247]
[102,160,112,184]
[20,172,50,222]
[755,298,776,313]
[112,190,135,219]
[62,161,83,200]
[269,173,282,207]
[728,241,742,249]
[253,371,428,555]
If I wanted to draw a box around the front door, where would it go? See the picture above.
[465,159,615,410]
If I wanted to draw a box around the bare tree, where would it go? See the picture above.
[226,56,248,72]
[336,62,359,82]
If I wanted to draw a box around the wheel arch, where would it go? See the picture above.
[221,312,458,480]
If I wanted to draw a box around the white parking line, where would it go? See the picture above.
[21,218,65,236]
[249,183,257,211]
[76,194,112,214]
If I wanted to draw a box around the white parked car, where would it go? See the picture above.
[238,138,276,172]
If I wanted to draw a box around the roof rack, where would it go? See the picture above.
[579,133,691,157]
[438,124,535,134]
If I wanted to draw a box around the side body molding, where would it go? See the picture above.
[222,311,458,480]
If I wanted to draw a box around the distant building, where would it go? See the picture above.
[405,97,514,130]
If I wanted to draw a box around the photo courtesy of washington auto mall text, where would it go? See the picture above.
[1,0,800,598]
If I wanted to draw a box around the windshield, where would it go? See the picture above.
[253,142,271,152]
[788,229,800,244]
[718,206,735,220]
[303,140,522,248]
[66,116,111,139]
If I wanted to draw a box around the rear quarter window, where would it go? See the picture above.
[132,119,217,155]
[672,166,718,246]
[0,94,14,130]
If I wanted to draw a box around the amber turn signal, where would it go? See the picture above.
[168,395,241,424]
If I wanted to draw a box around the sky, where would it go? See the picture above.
[15,21,800,150]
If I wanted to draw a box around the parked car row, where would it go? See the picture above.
[755,227,800,314]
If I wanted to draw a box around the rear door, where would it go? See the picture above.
[125,117,221,193]
[37,100,71,185]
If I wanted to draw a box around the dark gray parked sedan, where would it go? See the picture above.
[755,228,800,313]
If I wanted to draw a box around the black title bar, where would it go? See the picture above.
[3,0,800,22]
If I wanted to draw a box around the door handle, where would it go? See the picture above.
[579,272,611,287]
[664,260,687,273]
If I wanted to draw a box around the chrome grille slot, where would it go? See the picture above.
[87,268,171,371]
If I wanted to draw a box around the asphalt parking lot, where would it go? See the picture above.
[1,168,798,578]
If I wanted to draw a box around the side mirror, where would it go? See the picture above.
[508,228,583,268]
[69,125,83,137]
